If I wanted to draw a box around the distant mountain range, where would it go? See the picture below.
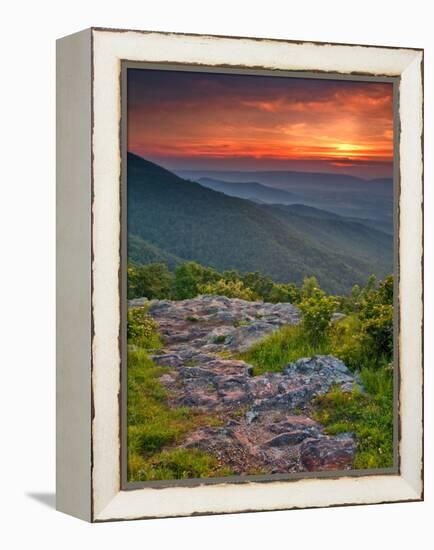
[177,169,393,226]
[127,153,393,294]
[197,177,301,205]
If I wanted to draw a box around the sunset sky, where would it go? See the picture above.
[127,69,394,178]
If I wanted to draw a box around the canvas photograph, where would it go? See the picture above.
[124,66,396,484]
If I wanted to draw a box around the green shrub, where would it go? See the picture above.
[240,275,394,375]
[199,279,257,301]
[128,260,306,303]
[300,276,321,299]
[362,304,393,357]
[331,283,362,315]
[221,269,242,282]
[298,279,337,345]
[335,274,394,368]
[127,307,161,349]
[352,283,361,301]
[329,315,368,371]
[268,282,300,304]
[240,271,274,301]
[127,262,172,299]
[171,262,220,300]
[329,277,394,372]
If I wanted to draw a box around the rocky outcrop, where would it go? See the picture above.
[157,356,360,415]
[183,416,356,475]
[146,295,301,355]
[135,295,361,474]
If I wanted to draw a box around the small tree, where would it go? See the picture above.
[241,271,274,301]
[362,304,393,357]
[377,275,393,305]
[127,264,140,299]
[361,274,377,300]
[350,284,361,312]
[285,283,301,304]
[221,269,242,282]
[268,282,300,304]
[301,276,321,299]
[333,283,361,314]
[127,263,172,300]
[171,262,219,300]
[358,274,394,360]
[298,281,337,345]
[127,307,161,349]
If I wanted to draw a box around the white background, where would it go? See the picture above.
[0,0,431,547]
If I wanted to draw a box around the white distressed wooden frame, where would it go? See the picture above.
[56,28,423,522]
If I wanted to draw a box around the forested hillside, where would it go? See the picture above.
[127,153,393,294]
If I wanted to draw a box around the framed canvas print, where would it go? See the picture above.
[56,28,424,522]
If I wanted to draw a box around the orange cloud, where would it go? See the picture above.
[127,70,394,177]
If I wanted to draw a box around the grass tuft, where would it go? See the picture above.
[240,324,329,376]
[127,346,225,481]
[313,380,393,469]
[130,448,233,481]
[186,315,200,322]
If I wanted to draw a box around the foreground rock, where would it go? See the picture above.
[136,296,361,474]
[159,354,360,474]
[183,416,356,475]
[158,355,360,414]
[146,295,301,355]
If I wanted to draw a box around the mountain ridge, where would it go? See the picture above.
[176,167,393,222]
[127,153,392,294]
[198,176,301,204]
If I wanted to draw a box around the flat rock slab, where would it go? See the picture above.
[136,296,361,474]
[157,355,360,415]
[148,295,300,354]
[183,414,356,475]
